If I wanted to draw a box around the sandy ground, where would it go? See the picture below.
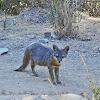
[0,8,100,100]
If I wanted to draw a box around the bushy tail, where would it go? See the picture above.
[14,48,30,71]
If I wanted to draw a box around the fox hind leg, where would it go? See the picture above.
[31,59,39,77]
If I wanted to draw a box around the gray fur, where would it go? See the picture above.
[29,43,53,66]
[14,43,69,84]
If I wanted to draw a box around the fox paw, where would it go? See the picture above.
[53,82,57,85]
[57,81,62,84]
[34,73,39,77]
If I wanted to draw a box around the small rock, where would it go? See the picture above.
[39,39,49,43]
[14,75,19,78]
[98,47,100,52]
[0,48,8,55]
[25,75,30,78]
[30,35,36,39]
[58,93,87,100]
[86,27,97,33]
[22,14,27,18]
[81,36,92,41]
[44,32,51,38]
[0,90,5,94]
[41,95,50,100]
[0,37,7,40]
[51,32,56,39]
[9,53,12,55]
[97,29,100,34]
[22,96,33,100]
[44,32,56,39]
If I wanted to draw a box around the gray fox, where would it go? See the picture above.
[14,43,69,84]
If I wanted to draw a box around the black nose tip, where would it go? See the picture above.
[59,61,60,63]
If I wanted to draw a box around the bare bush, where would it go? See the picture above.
[82,0,100,17]
[43,0,84,39]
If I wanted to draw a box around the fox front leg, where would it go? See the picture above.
[48,67,56,84]
[55,68,61,84]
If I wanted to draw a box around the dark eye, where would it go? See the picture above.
[56,56,58,58]
[62,56,65,58]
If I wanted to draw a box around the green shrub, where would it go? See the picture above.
[0,0,31,15]
[82,1,100,17]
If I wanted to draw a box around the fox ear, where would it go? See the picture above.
[53,44,59,51]
[63,46,69,54]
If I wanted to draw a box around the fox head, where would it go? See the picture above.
[53,44,69,64]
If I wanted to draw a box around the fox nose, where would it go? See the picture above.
[59,61,60,63]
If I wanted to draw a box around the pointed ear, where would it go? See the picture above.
[63,46,69,54]
[53,44,59,52]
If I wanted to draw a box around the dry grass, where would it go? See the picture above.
[81,54,100,100]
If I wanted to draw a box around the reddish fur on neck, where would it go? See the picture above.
[51,56,62,67]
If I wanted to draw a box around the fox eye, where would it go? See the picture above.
[56,56,58,58]
[62,55,65,58]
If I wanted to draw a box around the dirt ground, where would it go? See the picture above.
[0,8,100,100]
